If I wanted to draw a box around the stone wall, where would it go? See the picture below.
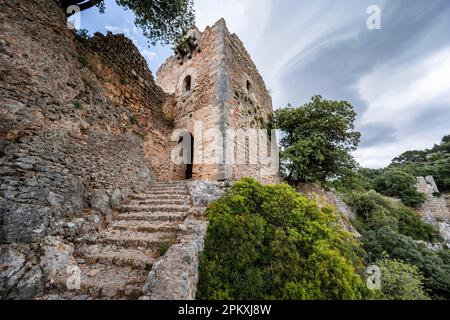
[75,32,185,182]
[0,0,183,243]
[0,0,188,298]
[224,27,279,184]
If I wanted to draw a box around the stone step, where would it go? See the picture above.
[116,212,187,222]
[112,220,179,233]
[152,182,189,187]
[130,199,191,206]
[79,245,157,270]
[146,189,190,195]
[75,264,147,299]
[96,230,175,247]
[148,186,188,191]
[132,194,191,201]
[121,204,191,213]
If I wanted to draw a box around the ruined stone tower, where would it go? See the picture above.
[157,19,279,183]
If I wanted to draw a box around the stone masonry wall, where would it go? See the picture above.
[0,0,187,299]
[0,0,181,243]
[224,26,279,184]
[75,32,185,182]
[157,21,228,181]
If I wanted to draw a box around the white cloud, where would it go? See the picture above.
[358,46,450,125]
[105,25,121,33]
[355,46,450,167]
[141,50,157,62]
[354,128,446,168]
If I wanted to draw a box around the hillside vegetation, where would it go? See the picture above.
[198,96,449,300]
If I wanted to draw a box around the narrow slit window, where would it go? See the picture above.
[184,75,192,92]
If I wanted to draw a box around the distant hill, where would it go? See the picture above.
[388,135,450,192]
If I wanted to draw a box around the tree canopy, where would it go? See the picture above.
[388,135,450,192]
[273,95,360,185]
[373,168,426,208]
[61,0,196,45]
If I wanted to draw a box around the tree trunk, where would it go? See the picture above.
[63,0,98,17]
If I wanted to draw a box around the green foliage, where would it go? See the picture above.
[374,259,430,300]
[119,77,129,86]
[73,100,82,109]
[64,1,195,46]
[347,191,449,299]
[197,178,366,300]
[362,227,450,299]
[74,28,91,42]
[329,170,370,194]
[273,95,360,185]
[389,135,450,192]
[373,169,426,208]
[347,191,440,243]
[129,114,139,125]
[74,53,89,67]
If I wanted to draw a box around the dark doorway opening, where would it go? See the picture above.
[178,132,194,179]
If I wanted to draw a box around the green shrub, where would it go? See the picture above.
[432,192,442,198]
[129,114,139,125]
[362,226,450,299]
[75,28,91,42]
[347,190,440,243]
[197,178,366,300]
[373,169,426,208]
[75,54,89,67]
[73,100,82,109]
[374,258,430,300]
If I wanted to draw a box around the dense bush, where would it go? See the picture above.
[197,178,366,300]
[362,227,450,299]
[348,191,440,243]
[374,259,429,300]
[373,169,426,208]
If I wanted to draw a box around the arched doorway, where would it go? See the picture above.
[177,132,194,179]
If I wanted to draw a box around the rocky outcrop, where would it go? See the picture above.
[297,183,360,237]
[1,236,77,299]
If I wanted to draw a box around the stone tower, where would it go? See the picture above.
[157,19,279,183]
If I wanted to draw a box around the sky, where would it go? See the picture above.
[78,0,450,168]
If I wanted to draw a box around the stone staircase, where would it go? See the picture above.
[58,181,194,300]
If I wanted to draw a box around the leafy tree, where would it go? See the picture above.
[374,259,429,300]
[60,0,195,45]
[197,178,366,300]
[373,169,426,208]
[388,135,450,192]
[273,95,360,185]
